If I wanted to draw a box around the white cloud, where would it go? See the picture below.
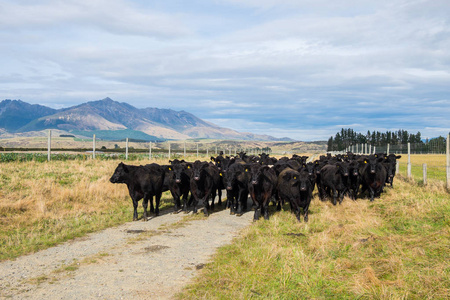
[1,0,450,140]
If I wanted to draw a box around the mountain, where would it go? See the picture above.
[0,98,293,141]
[0,100,57,132]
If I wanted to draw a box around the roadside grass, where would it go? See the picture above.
[178,177,450,299]
[0,158,174,261]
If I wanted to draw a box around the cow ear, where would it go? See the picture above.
[122,163,129,173]
[364,159,368,164]
[169,160,173,164]
[186,163,192,169]
[210,156,215,162]
[396,155,402,159]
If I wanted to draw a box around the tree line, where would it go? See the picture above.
[327,128,447,153]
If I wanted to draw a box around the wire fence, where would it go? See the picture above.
[0,130,326,162]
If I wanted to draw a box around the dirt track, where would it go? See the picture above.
[0,204,253,299]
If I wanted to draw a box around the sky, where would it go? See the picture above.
[1,0,450,141]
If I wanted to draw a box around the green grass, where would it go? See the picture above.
[178,178,450,299]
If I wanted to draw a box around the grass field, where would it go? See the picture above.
[397,154,447,183]
[177,177,450,299]
[1,155,449,299]
[0,158,173,261]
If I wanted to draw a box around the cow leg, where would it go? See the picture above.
[338,191,344,205]
[181,191,189,213]
[192,195,199,214]
[263,202,270,220]
[217,189,222,206]
[154,194,161,216]
[253,205,261,221]
[332,188,337,205]
[210,189,216,210]
[132,198,139,221]
[236,191,246,216]
[303,206,309,222]
[149,198,155,213]
[369,186,375,202]
[142,195,149,221]
[203,196,209,216]
[290,201,301,222]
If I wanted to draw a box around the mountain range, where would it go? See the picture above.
[0,98,292,141]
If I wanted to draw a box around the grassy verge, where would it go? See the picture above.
[178,177,450,299]
[0,158,174,261]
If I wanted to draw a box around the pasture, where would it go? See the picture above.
[0,155,449,299]
[397,154,448,183]
[0,158,173,260]
[178,176,449,299]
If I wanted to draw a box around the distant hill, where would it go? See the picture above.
[0,98,293,141]
[0,100,57,131]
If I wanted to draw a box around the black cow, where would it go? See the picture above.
[384,154,401,187]
[188,160,220,216]
[165,162,192,213]
[348,160,361,200]
[319,162,349,205]
[248,164,277,220]
[224,163,250,216]
[258,153,277,165]
[110,162,165,221]
[277,168,312,222]
[360,155,387,201]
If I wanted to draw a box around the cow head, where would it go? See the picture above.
[191,161,209,181]
[336,161,349,177]
[167,163,185,183]
[110,162,128,183]
[250,164,270,185]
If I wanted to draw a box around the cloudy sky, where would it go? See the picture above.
[1,0,450,140]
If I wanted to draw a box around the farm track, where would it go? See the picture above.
[0,200,253,299]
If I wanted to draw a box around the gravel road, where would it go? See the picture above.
[0,203,254,299]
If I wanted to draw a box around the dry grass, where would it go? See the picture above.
[178,177,450,299]
[0,158,172,261]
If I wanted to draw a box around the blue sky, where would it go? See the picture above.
[1,0,450,141]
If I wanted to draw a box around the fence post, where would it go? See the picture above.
[407,142,411,179]
[47,129,51,161]
[215,147,217,155]
[125,138,129,160]
[149,142,152,159]
[396,160,399,175]
[423,163,427,185]
[447,133,450,189]
[92,134,96,159]
[387,143,390,154]
[168,143,171,159]
[365,144,368,154]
